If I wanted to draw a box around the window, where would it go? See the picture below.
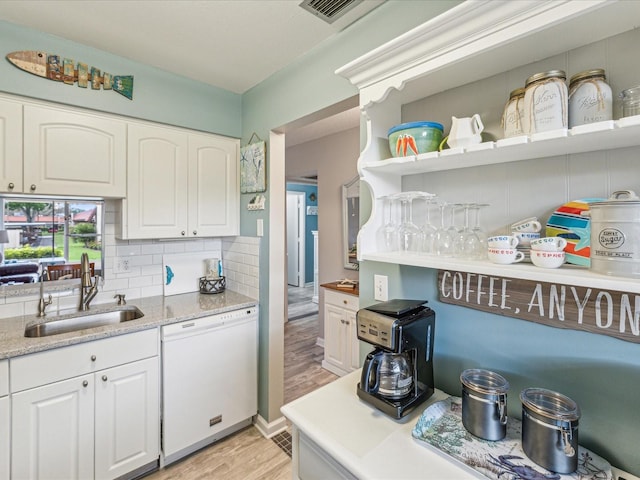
[1,197,104,279]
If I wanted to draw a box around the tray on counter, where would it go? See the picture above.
[411,397,612,480]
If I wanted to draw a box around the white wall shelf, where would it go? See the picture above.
[362,117,640,176]
[362,252,640,294]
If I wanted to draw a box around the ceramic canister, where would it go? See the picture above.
[568,69,612,128]
[523,70,568,134]
[460,369,509,441]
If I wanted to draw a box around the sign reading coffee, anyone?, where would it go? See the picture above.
[438,270,639,344]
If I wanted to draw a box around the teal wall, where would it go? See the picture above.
[0,20,241,137]
[286,184,318,284]
[241,0,462,427]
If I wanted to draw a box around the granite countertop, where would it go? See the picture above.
[0,290,257,360]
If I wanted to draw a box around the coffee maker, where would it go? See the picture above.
[356,299,435,419]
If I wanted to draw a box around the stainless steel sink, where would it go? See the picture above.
[24,306,144,338]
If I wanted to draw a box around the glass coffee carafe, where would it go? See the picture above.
[375,352,414,399]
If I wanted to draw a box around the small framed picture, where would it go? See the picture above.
[240,141,266,193]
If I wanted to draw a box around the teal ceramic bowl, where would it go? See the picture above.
[388,121,444,157]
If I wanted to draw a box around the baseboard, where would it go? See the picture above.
[254,413,288,439]
[315,337,324,348]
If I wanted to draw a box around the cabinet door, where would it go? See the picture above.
[95,357,160,480]
[188,133,239,237]
[0,396,9,480]
[347,310,360,371]
[23,104,126,197]
[125,123,189,239]
[12,375,94,480]
[0,98,23,193]
[324,304,349,372]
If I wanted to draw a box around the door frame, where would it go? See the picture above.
[286,190,306,287]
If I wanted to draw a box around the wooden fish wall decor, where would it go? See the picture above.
[6,50,134,100]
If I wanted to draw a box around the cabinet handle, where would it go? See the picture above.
[8,182,14,190]
[91,355,96,361]
[102,375,108,382]
[30,184,36,191]
[193,230,197,235]
[343,300,347,305]
[341,319,345,324]
[345,321,350,325]
[82,380,88,387]
[181,231,186,236]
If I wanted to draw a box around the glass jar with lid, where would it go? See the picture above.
[522,70,568,134]
[502,87,525,138]
[620,85,640,118]
[568,69,612,127]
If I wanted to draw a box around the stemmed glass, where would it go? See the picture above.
[397,192,422,254]
[376,195,399,252]
[470,203,490,259]
[419,195,438,254]
[454,203,482,259]
[434,203,456,256]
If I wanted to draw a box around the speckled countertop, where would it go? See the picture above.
[0,290,257,360]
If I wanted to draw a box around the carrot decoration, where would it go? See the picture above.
[406,135,418,155]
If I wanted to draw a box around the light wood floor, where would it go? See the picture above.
[145,286,336,479]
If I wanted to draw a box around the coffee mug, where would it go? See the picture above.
[512,217,542,233]
[530,250,565,268]
[514,231,541,246]
[530,237,567,251]
[487,247,525,265]
[487,235,519,249]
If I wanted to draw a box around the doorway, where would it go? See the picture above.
[286,191,305,287]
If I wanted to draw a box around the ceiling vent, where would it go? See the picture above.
[299,0,384,29]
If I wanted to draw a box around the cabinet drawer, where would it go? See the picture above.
[10,328,159,393]
[0,360,7,397]
[324,289,359,312]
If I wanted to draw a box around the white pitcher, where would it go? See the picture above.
[446,114,484,149]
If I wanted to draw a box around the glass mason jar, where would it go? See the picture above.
[523,70,568,134]
[568,69,612,127]
[502,87,525,138]
[620,85,640,118]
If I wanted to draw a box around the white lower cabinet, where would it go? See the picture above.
[1,359,9,480]
[10,329,159,480]
[322,288,360,377]
[298,430,356,480]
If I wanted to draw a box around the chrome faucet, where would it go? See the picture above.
[78,253,98,311]
[37,266,52,317]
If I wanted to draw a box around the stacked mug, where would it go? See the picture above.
[511,217,542,261]
[487,235,524,264]
[529,236,567,268]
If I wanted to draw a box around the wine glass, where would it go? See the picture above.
[397,192,421,254]
[470,203,490,259]
[454,203,482,259]
[434,203,456,256]
[376,195,398,252]
[419,195,439,254]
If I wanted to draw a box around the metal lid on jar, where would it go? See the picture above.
[590,189,640,207]
[508,87,525,99]
[520,387,580,422]
[569,69,606,86]
[460,369,509,395]
[525,70,567,87]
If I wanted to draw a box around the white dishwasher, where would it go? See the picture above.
[161,306,258,464]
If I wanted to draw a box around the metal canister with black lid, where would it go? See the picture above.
[460,369,509,441]
[568,69,612,127]
[520,387,580,473]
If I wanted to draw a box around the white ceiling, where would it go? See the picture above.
[0,0,381,94]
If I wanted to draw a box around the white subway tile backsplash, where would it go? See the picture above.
[0,198,259,320]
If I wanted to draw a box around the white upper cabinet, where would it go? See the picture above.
[0,98,23,194]
[121,123,239,239]
[124,122,190,239]
[188,132,239,237]
[23,104,127,197]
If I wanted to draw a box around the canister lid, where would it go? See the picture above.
[520,387,580,422]
[460,369,509,395]
[387,121,444,136]
[525,70,566,87]
[508,87,525,99]
[569,69,606,86]
[590,190,640,207]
